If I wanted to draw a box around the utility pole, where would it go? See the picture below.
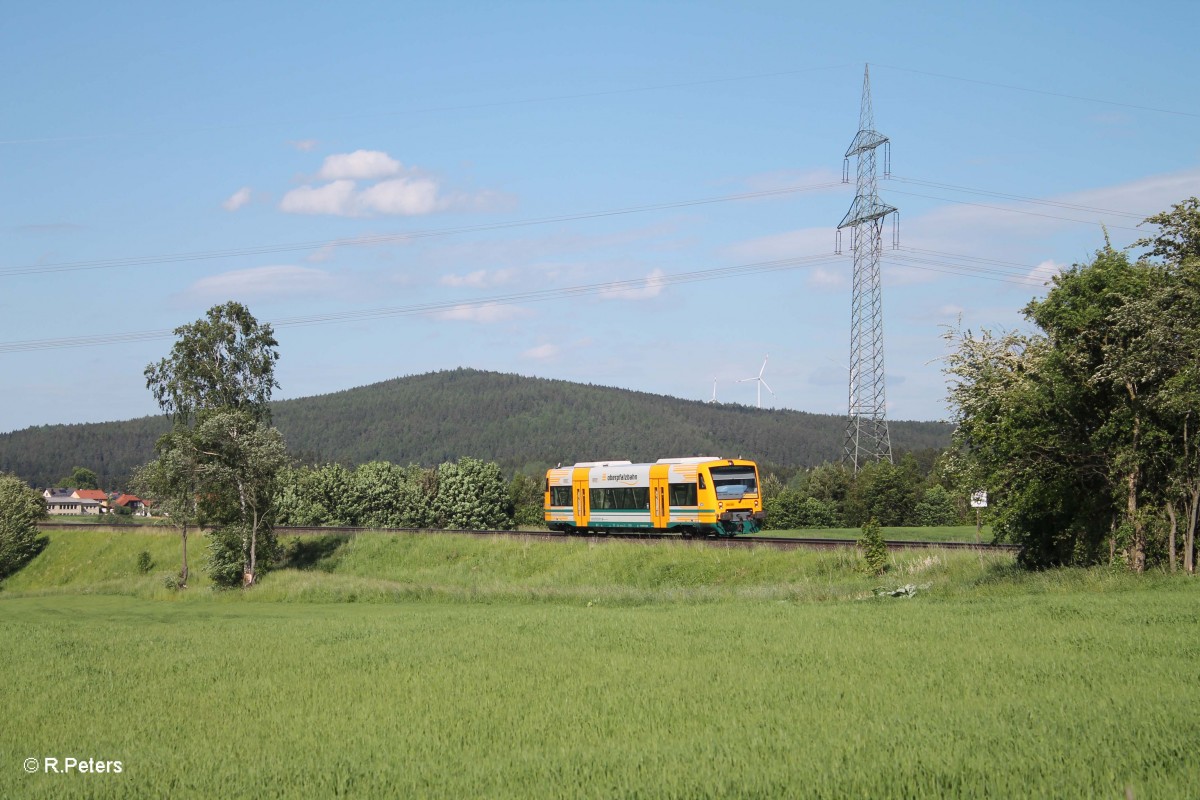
[837,64,896,472]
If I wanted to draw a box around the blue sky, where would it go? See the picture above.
[2,0,1197,433]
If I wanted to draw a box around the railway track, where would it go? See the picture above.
[38,521,1019,552]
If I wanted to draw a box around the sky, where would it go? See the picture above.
[2,0,1198,433]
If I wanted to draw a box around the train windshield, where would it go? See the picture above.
[709,466,758,499]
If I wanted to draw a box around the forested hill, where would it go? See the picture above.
[0,368,952,488]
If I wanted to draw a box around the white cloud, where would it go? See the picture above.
[807,266,846,289]
[317,150,402,181]
[1026,259,1065,286]
[441,188,518,214]
[899,167,1200,252]
[185,265,335,301]
[600,268,667,300]
[440,268,516,288]
[279,180,358,216]
[357,177,440,215]
[522,343,560,360]
[274,150,509,218]
[882,263,937,287]
[724,227,839,262]
[436,302,530,323]
[738,167,848,194]
[279,176,487,218]
[222,187,252,212]
[289,139,318,152]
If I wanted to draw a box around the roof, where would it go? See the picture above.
[43,488,74,498]
[47,497,100,507]
[73,489,108,501]
[113,494,143,506]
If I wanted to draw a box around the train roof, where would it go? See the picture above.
[562,457,753,469]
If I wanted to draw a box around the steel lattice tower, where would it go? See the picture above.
[837,64,896,471]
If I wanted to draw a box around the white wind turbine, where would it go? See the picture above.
[708,377,718,404]
[738,355,774,408]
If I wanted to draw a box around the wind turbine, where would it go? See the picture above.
[738,355,774,408]
[708,377,718,404]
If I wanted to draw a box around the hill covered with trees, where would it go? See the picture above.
[0,368,951,488]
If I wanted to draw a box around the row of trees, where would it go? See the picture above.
[944,198,1200,572]
[761,454,964,530]
[274,458,518,531]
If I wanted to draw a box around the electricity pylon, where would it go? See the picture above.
[837,64,895,471]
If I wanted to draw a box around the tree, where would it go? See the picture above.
[845,457,923,527]
[1129,198,1200,572]
[0,473,47,580]
[59,466,99,490]
[433,457,511,530]
[347,462,436,529]
[914,485,960,527]
[132,431,207,587]
[142,302,287,586]
[190,410,289,586]
[144,301,279,427]
[508,473,545,528]
[944,199,1200,571]
[275,464,356,526]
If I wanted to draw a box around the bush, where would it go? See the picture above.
[136,550,154,574]
[858,517,888,576]
[433,457,512,530]
[914,485,960,526]
[0,473,48,580]
[206,524,281,588]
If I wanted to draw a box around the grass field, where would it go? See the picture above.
[2,528,1197,798]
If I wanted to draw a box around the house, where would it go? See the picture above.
[72,489,111,513]
[46,497,103,515]
[112,494,151,516]
[43,488,74,500]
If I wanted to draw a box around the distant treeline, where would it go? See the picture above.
[0,368,952,488]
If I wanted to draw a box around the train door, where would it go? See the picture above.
[572,467,590,529]
[650,464,670,530]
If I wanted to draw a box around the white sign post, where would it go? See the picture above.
[970,491,988,543]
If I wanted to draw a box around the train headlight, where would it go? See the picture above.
[718,502,724,511]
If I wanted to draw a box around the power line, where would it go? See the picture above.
[0,252,846,353]
[5,170,1157,282]
[881,188,1146,233]
[884,251,1045,287]
[0,180,846,279]
[0,242,1062,355]
[872,63,1200,119]
[887,175,1150,219]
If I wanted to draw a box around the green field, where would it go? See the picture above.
[2,528,1197,798]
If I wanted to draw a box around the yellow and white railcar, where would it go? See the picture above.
[544,457,764,536]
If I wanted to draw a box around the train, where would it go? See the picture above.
[544,457,765,536]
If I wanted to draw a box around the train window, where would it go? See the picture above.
[709,466,758,499]
[668,482,698,507]
[550,487,572,507]
[589,487,651,509]
[589,488,607,509]
[698,474,707,490]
